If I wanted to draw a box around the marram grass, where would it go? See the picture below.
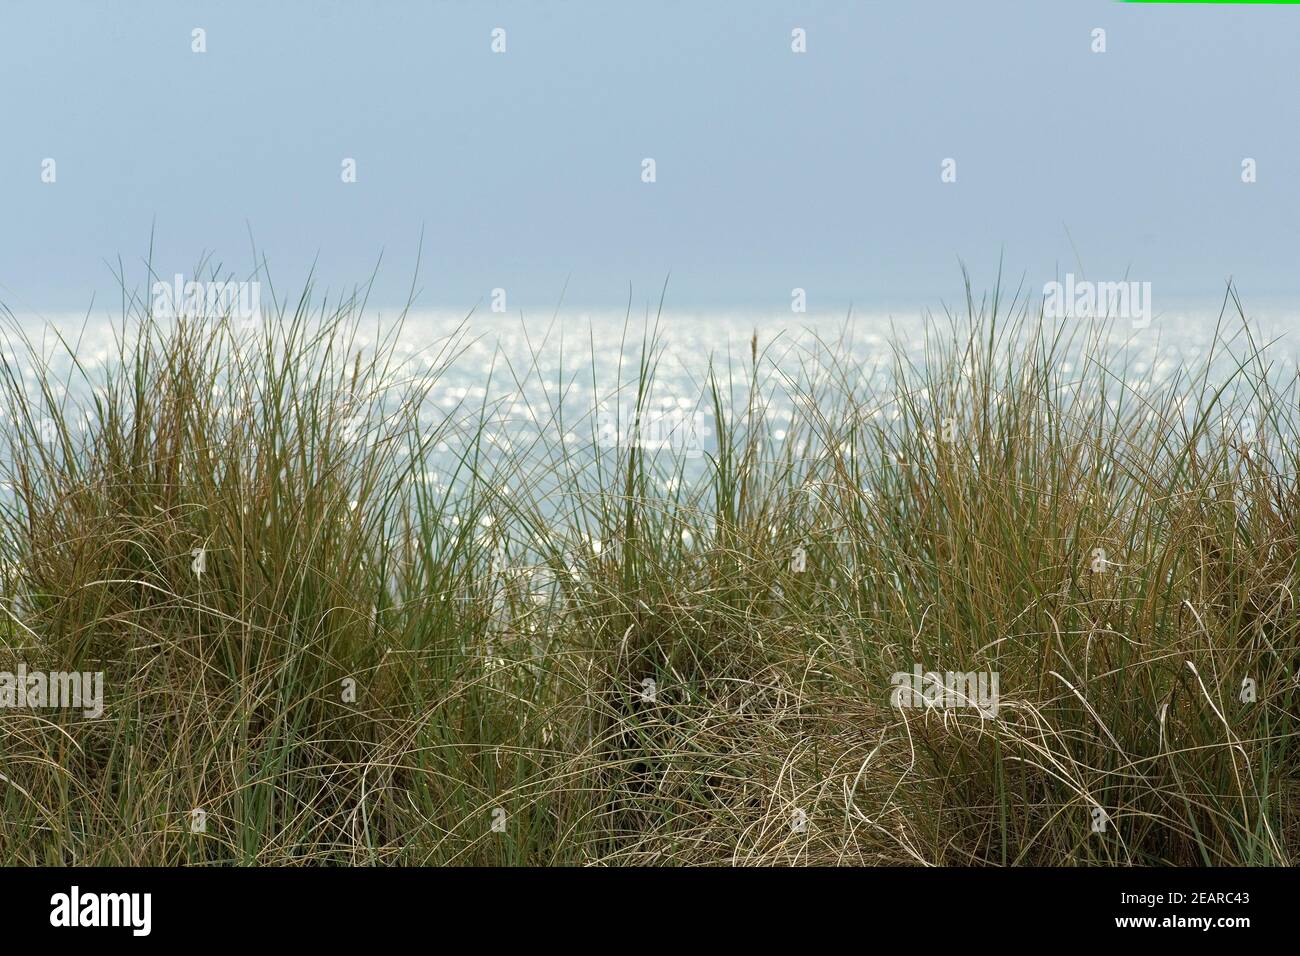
[0,280,1296,866]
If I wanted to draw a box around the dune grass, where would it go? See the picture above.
[0,276,1296,866]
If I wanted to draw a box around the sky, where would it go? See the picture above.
[2,0,1298,319]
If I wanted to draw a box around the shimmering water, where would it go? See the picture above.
[7,306,1300,487]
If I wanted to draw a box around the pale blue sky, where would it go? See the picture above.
[2,0,1298,316]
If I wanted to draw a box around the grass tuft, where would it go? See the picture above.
[0,276,1296,866]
